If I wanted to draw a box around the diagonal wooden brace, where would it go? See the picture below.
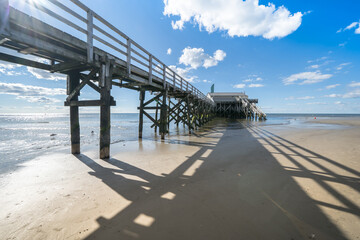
[66,68,98,101]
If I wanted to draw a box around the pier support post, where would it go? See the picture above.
[99,61,113,159]
[68,71,81,154]
[160,90,168,140]
[138,90,145,138]
[155,102,159,134]
[176,99,180,128]
[185,95,191,135]
[167,96,170,131]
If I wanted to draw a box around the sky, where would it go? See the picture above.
[0,0,360,114]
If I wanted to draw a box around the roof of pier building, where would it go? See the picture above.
[207,92,258,104]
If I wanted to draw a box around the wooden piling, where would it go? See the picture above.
[186,95,191,135]
[160,90,168,140]
[138,90,145,138]
[99,61,113,159]
[68,71,81,154]
[167,96,170,131]
[155,102,159,133]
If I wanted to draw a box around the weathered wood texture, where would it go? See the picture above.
[138,90,145,139]
[68,71,81,154]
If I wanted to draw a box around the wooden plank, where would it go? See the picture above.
[9,7,88,51]
[52,61,88,73]
[64,99,116,107]
[23,0,87,35]
[143,110,159,127]
[143,94,162,107]
[87,10,94,63]
[0,52,51,70]
[8,28,87,62]
[0,0,10,35]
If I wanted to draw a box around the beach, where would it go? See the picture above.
[0,116,359,239]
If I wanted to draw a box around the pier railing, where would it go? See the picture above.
[11,0,212,104]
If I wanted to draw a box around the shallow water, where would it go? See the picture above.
[0,113,358,174]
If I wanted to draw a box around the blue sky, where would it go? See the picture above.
[0,0,360,113]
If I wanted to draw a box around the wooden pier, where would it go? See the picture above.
[208,92,266,120]
[0,0,264,159]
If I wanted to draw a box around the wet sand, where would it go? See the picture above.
[0,118,359,239]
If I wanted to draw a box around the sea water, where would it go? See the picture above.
[0,113,358,174]
[0,113,162,174]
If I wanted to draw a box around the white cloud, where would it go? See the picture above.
[343,89,360,98]
[243,76,263,83]
[16,96,60,103]
[324,94,342,98]
[339,42,347,47]
[0,62,21,70]
[297,96,314,100]
[336,62,351,71]
[179,47,226,69]
[1,57,65,80]
[27,67,66,81]
[326,84,340,89]
[0,82,65,103]
[306,102,327,105]
[0,61,26,76]
[310,64,320,69]
[249,83,264,88]
[339,21,360,34]
[348,82,360,87]
[168,65,197,82]
[163,0,303,39]
[307,56,328,64]
[345,22,358,30]
[283,71,332,85]
[167,48,172,55]
[233,83,246,89]
[213,50,226,61]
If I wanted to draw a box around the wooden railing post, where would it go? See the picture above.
[127,38,131,76]
[162,64,166,87]
[149,55,152,84]
[173,72,176,88]
[86,10,93,63]
[0,0,9,35]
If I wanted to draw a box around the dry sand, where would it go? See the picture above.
[0,118,359,240]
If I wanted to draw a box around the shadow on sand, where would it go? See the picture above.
[75,119,359,239]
